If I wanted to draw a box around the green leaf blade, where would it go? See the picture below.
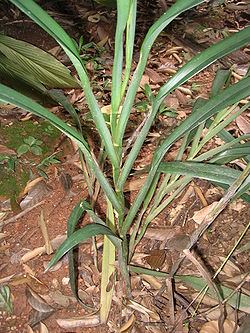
[46,223,118,272]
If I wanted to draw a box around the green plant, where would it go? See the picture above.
[0,0,249,324]
[17,135,43,156]
[36,152,61,178]
[0,34,80,102]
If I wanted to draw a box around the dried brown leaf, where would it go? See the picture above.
[144,226,180,241]
[192,202,218,224]
[144,249,166,270]
[236,115,250,134]
[49,290,76,307]
[26,286,54,313]
[39,209,53,255]
[21,177,44,197]
[0,145,16,155]
[199,319,237,333]
[218,256,241,277]
[21,247,45,263]
[120,313,135,333]
[145,68,164,84]
[20,180,51,210]
[40,322,49,333]
[88,13,100,23]
[26,274,49,295]
[26,325,34,333]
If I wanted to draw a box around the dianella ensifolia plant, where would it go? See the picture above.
[1,0,249,322]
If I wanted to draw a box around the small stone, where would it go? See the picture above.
[62,277,70,285]
[51,278,59,288]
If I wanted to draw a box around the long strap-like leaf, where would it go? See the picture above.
[121,76,250,235]
[115,0,206,148]
[117,27,250,190]
[0,84,123,215]
[9,0,119,172]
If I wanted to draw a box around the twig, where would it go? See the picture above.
[184,249,225,333]
[0,200,45,229]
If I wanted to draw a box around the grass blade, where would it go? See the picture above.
[110,0,131,133]
[121,76,250,235]
[158,162,245,186]
[66,201,95,311]
[117,27,250,190]
[45,223,119,272]
[115,0,206,147]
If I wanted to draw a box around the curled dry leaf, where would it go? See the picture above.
[20,180,51,210]
[236,115,250,134]
[87,13,100,23]
[192,202,218,224]
[56,315,100,328]
[203,304,234,321]
[26,286,54,313]
[26,325,34,333]
[120,313,135,333]
[25,274,49,295]
[40,322,49,333]
[49,290,76,307]
[199,319,238,333]
[21,177,44,197]
[21,234,67,263]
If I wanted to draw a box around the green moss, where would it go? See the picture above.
[0,120,60,198]
[0,164,29,197]
[1,120,60,158]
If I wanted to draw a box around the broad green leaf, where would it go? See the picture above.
[30,145,42,155]
[0,84,123,215]
[45,223,119,272]
[17,144,29,156]
[0,286,13,314]
[24,136,36,146]
[0,35,80,88]
[158,161,245,186]
[0,53,47,94]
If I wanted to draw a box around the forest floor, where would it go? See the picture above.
[0,1,249,332]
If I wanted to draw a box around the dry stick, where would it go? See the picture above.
[184,249,225,333]
[0,200,45,229]
[167,165,250,329]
